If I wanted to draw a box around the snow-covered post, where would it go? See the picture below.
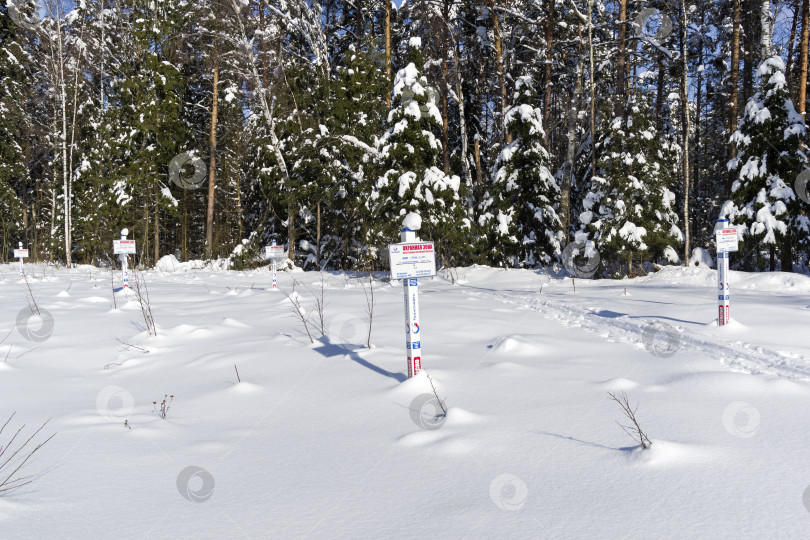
[715,219,738,326]
[113,228,136,289]
[265,241,285,290]
[388,213,436,378]
[14,242,28,280]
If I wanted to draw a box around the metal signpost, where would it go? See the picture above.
[14,242,28,280]
[113,228,136,289]
[715,219,738,326]
[265,241,285,290]
[388,218,436,378]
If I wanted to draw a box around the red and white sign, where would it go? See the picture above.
[265,245,285,260]
[14,249,28,258]
[715,228,739,253]
[113,239,136,254]
[388,242,436,280]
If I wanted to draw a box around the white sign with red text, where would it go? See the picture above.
[388,242,436,280]
[715,228,739,253]
[14,249,28,258]
[113,240,137,255]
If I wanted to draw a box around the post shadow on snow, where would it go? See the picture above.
[533,431,636,453]
[589,309,704,327]
[313,336,406,383]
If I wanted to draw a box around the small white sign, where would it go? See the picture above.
[114,240,137,254]
[715,228,739,253]
[14,249,28,258]
[388,242,437,280]
[265,245,285,260]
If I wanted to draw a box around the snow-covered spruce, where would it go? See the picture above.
[721,56,809,271]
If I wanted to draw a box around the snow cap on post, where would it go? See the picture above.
[121,228,129,237]
[402,212,422,231]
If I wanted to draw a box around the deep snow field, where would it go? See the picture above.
[1,260,810,539]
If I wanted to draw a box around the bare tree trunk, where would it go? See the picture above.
[798,0,809,119]
[487,0,509,143]
[441,0,450,174]
[154,188,159,264]
[728,0,741,196]
[587,0,597,177]
[316,201,321,268]
[655,52,665,117]
[743,0,755,103]
[288,204,295,264]
[615,0,627,115]
[385,0,391,107]
[205,39,219,260]
[562,57,583,241]
[785,0,801,83]
[451,38,473,192]
[474,138,482,200]
[543,0,554,135]
[760,0,772,58]
[680,0,692,266]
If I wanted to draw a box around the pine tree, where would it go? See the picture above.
[721,55,809,271]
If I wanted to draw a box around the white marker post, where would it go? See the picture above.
[265,241,285,290]
[388,214,436,378]
[113,228,136,289]
[14,242,28,280]
[715,219,738,326]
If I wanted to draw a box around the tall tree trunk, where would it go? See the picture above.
[474,138,482,201]
[205,39,219,260]
[154,187,159,264]
[563,56,584,242]
[487,0,508,143]
[728,0,741,196]
[316,201,321,268]
[655,52,665,118]
[760,0,772,59]
[385,0,391,107]
[441,0,450,174]
[288,204,295,264]
[785,0,801,84]
[798,0,809,119]
[260,0,267,87]
[543,0,554,135]
[681,0,692,266]
[587,0,597,177]
[743,0,755,103]
[695,8,704,214]
[615,0,627,115]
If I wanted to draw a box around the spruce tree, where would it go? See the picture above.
[481,75,562,267]
[578,94,683,276]
[371,38,468,266]
[721,56,809,271]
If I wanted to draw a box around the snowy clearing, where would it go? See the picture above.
[1,263,809,538]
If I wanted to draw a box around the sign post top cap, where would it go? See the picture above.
[402,212,422,231]
[121,227,129,236]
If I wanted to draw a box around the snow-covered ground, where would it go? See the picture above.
[1,262,809,538]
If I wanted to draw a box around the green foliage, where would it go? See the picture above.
[579,94,683,274]
[722,56,809,271]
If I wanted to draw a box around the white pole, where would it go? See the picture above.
[271,241,278,290]
[716,219,730,325]
[401,227,422,378]
[120,228,129,289]
[18,241,24,280]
